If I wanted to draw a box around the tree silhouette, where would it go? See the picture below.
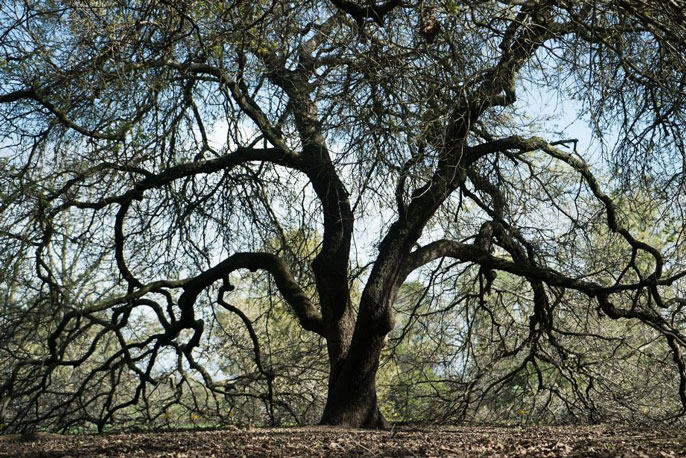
[1,0,685,430]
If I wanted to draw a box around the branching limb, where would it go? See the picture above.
[467,134,665,292]
[178,252,324,337]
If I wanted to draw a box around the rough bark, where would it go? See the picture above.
[319,313,388,429]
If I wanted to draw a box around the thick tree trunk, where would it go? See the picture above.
[320,382,388,429]
[318,220,427,428]
[320,305,389,429]
[319,341,388,428]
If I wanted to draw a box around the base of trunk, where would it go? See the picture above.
[320,363,389,429]
[320,309,389,428]
[319,395,389,429]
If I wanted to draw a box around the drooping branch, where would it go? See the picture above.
[402,238,684,302]
[178,252,324,337]
[0,88,127,141]
[466,135,665,293]
[54,146,302,212]
[401,235,686,416]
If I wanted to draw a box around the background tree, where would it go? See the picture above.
[1,0,685,431]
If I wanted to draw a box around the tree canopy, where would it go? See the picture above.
[1,0,685,431]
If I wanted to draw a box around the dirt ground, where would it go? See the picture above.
[0,425,684,457]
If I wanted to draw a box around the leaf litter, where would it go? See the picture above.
[0,425,684,457]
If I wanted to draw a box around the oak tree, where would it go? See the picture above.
[1,0,685,429]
